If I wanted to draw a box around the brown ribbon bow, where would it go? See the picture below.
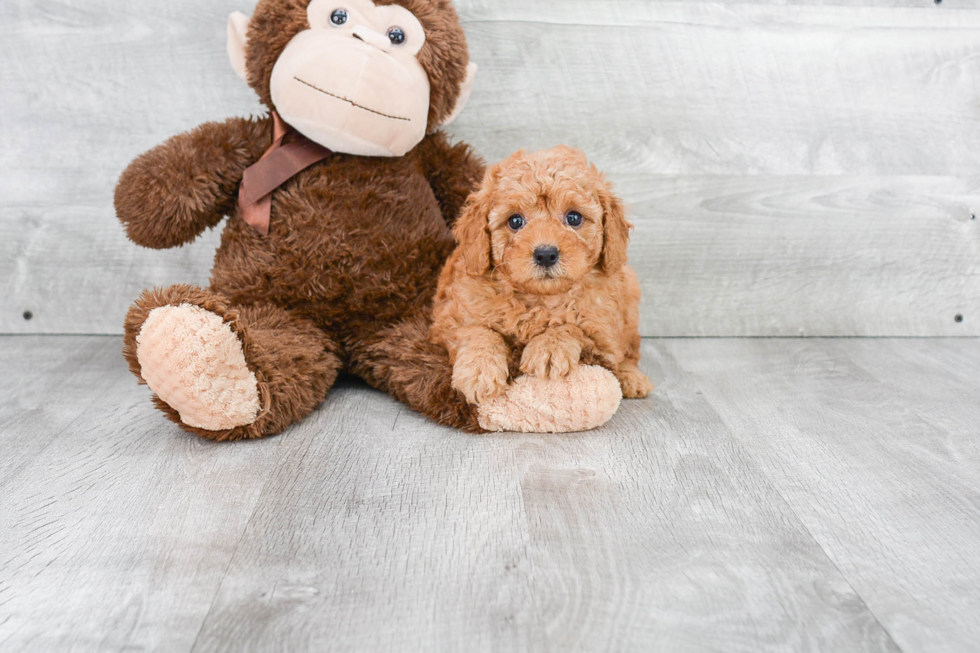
[238,112,334,236]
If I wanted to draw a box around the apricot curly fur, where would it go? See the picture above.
[431,147,654,403]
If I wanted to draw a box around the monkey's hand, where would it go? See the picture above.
[115,116,272,249]
[417,131,486,230]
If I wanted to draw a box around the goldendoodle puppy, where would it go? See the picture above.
[431,146,653,405]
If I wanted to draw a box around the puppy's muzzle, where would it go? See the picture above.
[533,245,560,269]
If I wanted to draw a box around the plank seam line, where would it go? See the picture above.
[460,14,980,29]
[186,440,289,652]
[662,341,908,652]
[759,492,908,653]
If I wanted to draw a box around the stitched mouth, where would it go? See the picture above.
[294,77,411,122]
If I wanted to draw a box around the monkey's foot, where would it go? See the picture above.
[135,304,260,431]
[477,365,622,433]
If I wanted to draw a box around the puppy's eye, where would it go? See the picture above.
[508,214,526,231]
[565,211,584,228]
[330,9,349,26]
[387,26,407,45]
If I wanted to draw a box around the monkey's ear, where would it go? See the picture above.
[441,62,478,128]
[227,12,251,82]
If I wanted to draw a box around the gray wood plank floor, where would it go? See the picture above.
[1,336,977,652]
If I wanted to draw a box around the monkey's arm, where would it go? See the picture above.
[115,116,272,249]
[416,131,486,229]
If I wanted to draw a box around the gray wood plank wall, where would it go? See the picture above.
[1,0,978,336]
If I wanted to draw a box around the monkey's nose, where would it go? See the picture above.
[533,246,560,269]
[351,25,391,52]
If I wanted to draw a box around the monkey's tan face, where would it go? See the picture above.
[269,0,430,156]
[268,0,431,157]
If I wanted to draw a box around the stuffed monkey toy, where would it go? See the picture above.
[115,0,624,440]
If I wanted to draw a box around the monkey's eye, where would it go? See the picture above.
[564,211,584,228]
[508,215,526,231]
[330,9,349,26]
[387,26,407,45]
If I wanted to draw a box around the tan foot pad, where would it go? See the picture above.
[136,304,260,431]
[477,365,623,433]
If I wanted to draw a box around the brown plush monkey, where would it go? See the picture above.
[116,0,623,440]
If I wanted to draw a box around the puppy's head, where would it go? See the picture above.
[453,146,631,295]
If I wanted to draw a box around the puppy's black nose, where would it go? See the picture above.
[533,245,560,268]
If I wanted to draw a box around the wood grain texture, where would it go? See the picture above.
[667,337,980,653]
[0,336,122,485]
[2,336,978,651]
[1,335,927,652]
[1,0,979,336]
[190,368,899,653]
[626,175,980,336]
[456,1,980,176]
[0,336,287,652]
[641,0,980,5]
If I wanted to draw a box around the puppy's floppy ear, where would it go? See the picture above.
[453,172,496,276]
[599,184,632,274]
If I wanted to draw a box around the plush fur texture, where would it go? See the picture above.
[431,147,654,405]
[116,0,626,439]
[119,123,484,438]
[123,285,344,440]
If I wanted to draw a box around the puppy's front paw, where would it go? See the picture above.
[616,366,654,399]
[520,335,582,380]
[453,354,509,405]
